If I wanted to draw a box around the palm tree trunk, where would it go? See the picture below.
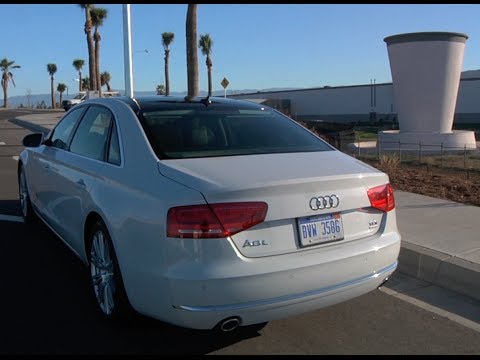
[78,71,82,92]
[207,56,212,97]
[88,37,96,91]
[94,30,102,97]
[165,50,170,96]
[50,76,55,109]
[2,81,7,108]
[106,81,111,92]
[59,92,63,107]
[85,7,97,92]
[186,4,199,100]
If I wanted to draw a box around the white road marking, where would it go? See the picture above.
[0,214,24,223]
[380,286,480,333]
[0,142,5,145]
[12,156,19,161]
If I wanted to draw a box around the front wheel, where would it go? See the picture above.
[18,166,35,223]
[88,220,131,321]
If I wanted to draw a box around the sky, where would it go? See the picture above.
[2,4,480,97]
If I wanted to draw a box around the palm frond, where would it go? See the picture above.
[73,59,85,71]
[90,7,108,27]
[198,33,213,56]
[162,32,175,49]
[47,63,57,75]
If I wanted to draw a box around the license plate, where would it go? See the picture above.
[297,213,344,247]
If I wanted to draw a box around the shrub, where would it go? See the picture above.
[378,154,400,172]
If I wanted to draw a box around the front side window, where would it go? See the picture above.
[137,103,333,159]
[50,106,86,150]
[70,106,113,161]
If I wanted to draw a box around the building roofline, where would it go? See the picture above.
[229,77,480,97]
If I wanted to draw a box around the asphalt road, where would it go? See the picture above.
[0,109,479,355]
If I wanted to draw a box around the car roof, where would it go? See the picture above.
[111,95,266,113]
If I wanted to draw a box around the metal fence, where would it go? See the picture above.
[329,134,480,172]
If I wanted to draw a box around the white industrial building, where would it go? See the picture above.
[229,73,480,125]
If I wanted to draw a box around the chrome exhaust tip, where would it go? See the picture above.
[218,316,241,332]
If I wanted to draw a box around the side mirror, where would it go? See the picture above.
[22,133,45,148]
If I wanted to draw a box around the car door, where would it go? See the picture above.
[44,105,114,255]
[28,106,87,222]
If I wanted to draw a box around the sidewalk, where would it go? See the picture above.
[9,113,480,302]
[10,112,62,134]
[395,191,480,301]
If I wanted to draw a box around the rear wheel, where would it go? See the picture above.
[87,220,131,321]
[18,166,35,223]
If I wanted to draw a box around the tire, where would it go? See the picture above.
[87,220,132,321]
[18,166,35,223]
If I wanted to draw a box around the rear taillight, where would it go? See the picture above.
[367,183,395,212]
[167,202,268,239]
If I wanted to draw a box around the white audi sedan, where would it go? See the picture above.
[18,96,400,332]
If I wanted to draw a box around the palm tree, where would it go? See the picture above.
[79,4,96,91]
[82,77,90,91]
[185,4,199,100]
[156,84,165,95]
[90,7,108,97]
[47,63,57,109]
[72,59,85,92]
[199,33,214,97]
[57,83,67,107]
[0,58,21,108]
[162,32,175,96]
[100,71,112,91]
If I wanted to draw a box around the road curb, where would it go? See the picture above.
[9,118,51,135]
[397,241,480,301]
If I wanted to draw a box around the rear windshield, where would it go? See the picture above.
[137,102,333,159]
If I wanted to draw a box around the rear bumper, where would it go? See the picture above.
[175,261,396,313]
[121,231,400,330]
[171,261,396,329]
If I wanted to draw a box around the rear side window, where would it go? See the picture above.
[50,107,86,150]
[139,104,332,159]
[70,106,113,161]
[107,121,121,165]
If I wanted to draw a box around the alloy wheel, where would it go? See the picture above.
[90,229,116,316]
[19,170,29,218]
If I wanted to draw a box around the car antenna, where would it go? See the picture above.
[200,95,212,107]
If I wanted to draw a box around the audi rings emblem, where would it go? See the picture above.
[309,195,340,210]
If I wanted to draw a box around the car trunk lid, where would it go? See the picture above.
[159,151,391,257]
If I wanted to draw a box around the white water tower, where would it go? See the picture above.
[379,31,476,150]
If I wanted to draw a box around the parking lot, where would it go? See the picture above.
[1,109,479,355]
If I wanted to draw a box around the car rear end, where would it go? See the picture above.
[123,97,401,330]
[157,156,399,330]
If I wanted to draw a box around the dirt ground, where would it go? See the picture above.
[365,159,480,207]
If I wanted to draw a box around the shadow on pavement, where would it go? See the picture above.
[0,220,261,355]
[0,199,21,216]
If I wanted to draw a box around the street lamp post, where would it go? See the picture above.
[123,4,134,98]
